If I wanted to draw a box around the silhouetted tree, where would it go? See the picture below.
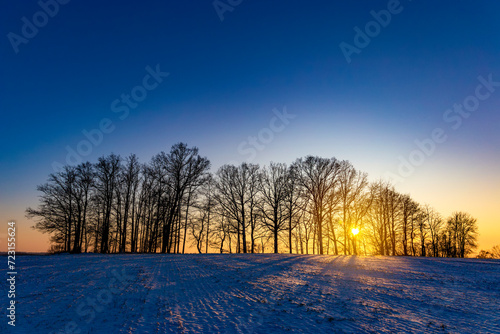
[492,245,500,258]
[294,156,340,255]
[337,161,369,255]
[445,212,478,258]
[400,194,419,256]
[158,143,210,253]
[423,205,442,257]
[118,154,140,252]
[95,154,121,253]
[284,165,303,254]
[28,146,482,258]
[72,162,94,253]
[215,163,259,253]
[258,162,289,253]
[27,166,76,252]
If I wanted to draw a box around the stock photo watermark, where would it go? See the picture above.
[385,73,499,184]
[51,64,169,172]
[234,106,296,163]
[7,0,71,54]
[339,0,409,64]
[6,221,17,327]
[213,0,243,21]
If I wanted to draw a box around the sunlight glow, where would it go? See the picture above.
[351,228,360,236]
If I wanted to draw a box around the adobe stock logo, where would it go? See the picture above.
[236,106,296,163]
[339,0,409,64]
[7,0,70,54]
[51,64,169,172]
[385,74,500,184]
[213,0,243,22]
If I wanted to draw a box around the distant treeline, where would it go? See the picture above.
[28,143,478,257]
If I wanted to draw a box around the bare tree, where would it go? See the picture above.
[94,154,121,253]
[294,156,340,255]
[400,194,419,256]
[72,162,94,253]
[416,209,428,257]
[258,162,289,253]
[215,163,259,253]
[367,181,397,256]
[117,154,141,252]
[190,215,205,253]
[423,204,442,257]
[491,245,500,259]
[158,143,210,253]
[337,161,369,255]
[27,166,76,252]
[201,175,217,253]
[284,165,303,254]
[445,212,478,258]
[29,148,482,258]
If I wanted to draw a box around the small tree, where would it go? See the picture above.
[445,212,478,258]
[491,245,500,259]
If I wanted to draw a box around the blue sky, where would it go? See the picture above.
[1,0,500,251]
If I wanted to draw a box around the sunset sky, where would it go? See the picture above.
[1,0,499,252]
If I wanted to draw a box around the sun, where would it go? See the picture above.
[351,228,360,236]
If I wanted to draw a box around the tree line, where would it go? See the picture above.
[27,142,479,257]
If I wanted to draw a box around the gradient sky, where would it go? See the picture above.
[1,0,499,252]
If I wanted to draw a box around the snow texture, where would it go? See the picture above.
[1,254,499,333]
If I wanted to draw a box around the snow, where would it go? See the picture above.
[2,254,499,333]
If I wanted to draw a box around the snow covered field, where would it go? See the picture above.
[2,254,499,333]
